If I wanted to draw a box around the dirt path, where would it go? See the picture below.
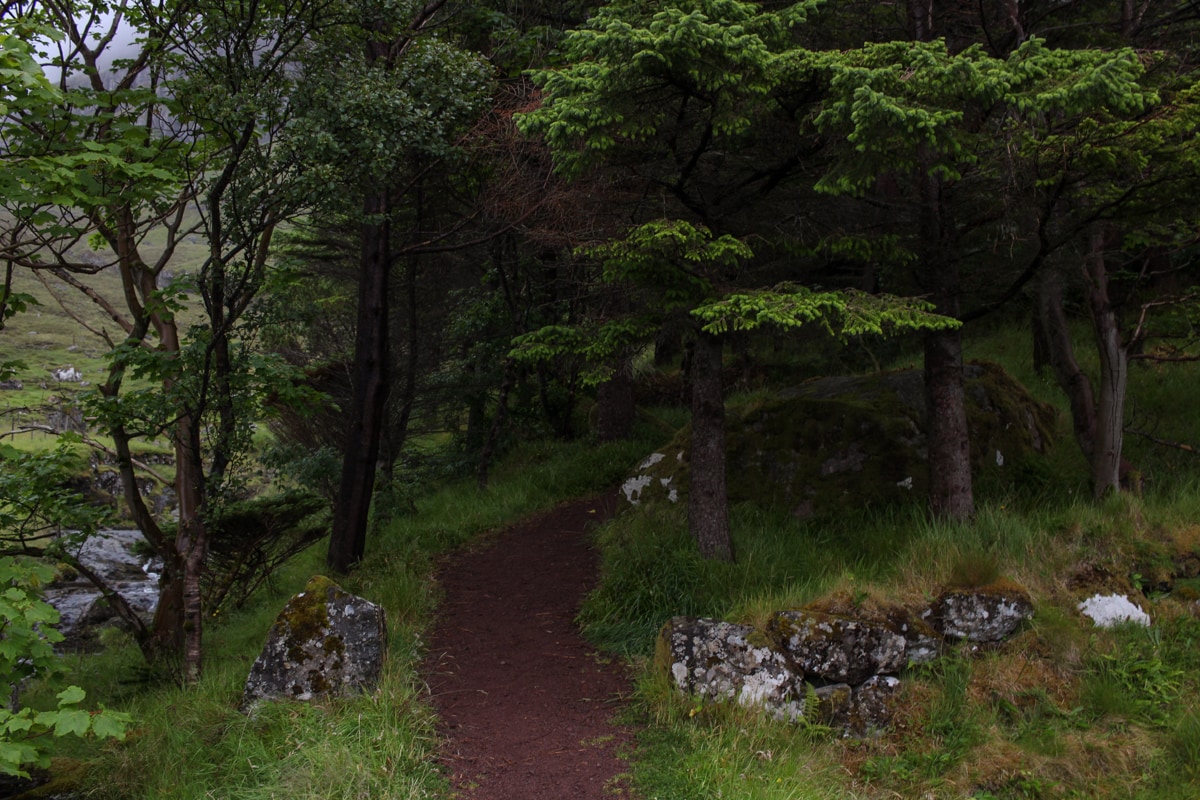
[423,492,636,800]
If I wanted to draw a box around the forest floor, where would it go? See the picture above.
[423,491,638,800]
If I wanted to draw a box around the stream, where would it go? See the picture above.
[42,529,161,646]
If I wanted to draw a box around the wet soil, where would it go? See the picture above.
[423,491,636,800]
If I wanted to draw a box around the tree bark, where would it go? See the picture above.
[1085,231,1128,498]
[328,193,391,573]
[1037,269,1098,460]
[688,330,732,561]
[175,416,206,684]
[925,327,974,519]
[917,153,973,520]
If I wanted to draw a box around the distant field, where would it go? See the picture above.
[1,217,209,437]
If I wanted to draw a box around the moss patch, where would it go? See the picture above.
[275,575,346,665]
[631,361,1055,518]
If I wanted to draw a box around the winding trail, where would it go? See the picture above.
[423,491,636,800]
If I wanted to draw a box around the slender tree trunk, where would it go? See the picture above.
[175,417,206,683]
[477,359,515,490]
[1037,269,1098,460]
[688,330,732,561]
[328,193,391,573]
[1085,231,1128,498]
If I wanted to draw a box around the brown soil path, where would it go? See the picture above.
[423,491,636,800]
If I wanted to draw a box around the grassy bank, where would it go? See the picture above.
[575,322,1200,800]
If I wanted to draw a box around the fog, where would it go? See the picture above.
[37,9,146,88]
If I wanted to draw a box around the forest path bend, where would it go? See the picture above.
[423,491,636,800]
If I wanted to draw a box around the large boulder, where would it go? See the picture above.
[623,361,1055,517]
[660,616,806,721]
[242,576,387,709]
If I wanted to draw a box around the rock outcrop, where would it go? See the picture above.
[243,576,387,710]
[661,580,1035,735]
[926,582,1034,642]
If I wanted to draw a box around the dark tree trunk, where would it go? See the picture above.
[594,358,635,442]
[918,157,973,520]
[176,419,206,684]
[328,194,391,573]
[1037,269,1098,460]
[654,327,681,367]
[688,330,732,561]
[1085,230,1128,498]
[477,359,515,490]
[925,327,974,519]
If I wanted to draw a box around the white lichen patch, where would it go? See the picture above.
[638,452,666,470]
[1078,594,1151,627]
[621,474,653,504]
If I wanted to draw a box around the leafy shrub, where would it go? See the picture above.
[0,558,129,777]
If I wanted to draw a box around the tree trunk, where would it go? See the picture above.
[688,330,732,561]
[925,327,974,519]
[174,416,206,684]
[477,359,515,490]
[1085,231,1128,498]
[1037,269,1098,460]
[917,152,973,520]
[594,358,635,442]
[328,193,391,573]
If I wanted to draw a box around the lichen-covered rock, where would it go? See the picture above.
[886,610,943,666]
[767,610,907,684]
[621,451,683,505]
[243,576,386,709]
[848,675,902,737]
[660,616,805,721]
[809,677,902,737]
[927,581,1033,642]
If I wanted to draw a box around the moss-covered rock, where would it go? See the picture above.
[242,575,386,710]
[624,361,1056,517]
